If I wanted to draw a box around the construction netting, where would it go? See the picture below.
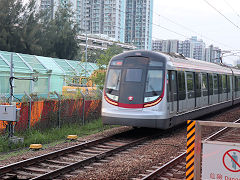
[0,94,102,134]
[0,50,99,101]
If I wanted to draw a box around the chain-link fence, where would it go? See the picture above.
[0,89,102,134]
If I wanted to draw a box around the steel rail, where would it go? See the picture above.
[140,118,240,180]
[141,152,186,180]
[32,136,148,179]
[0,130,130,175]
[0,128,160,179]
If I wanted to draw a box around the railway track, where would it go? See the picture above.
[139,119,240,180]
[0,128,161,180]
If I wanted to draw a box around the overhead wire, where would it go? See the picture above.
[203,0,240,30]
[153,11,233,49]
[223,0,240,19]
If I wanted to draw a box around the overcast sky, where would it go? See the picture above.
[153,0,240,64]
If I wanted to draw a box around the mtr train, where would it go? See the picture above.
[102,50,240,129]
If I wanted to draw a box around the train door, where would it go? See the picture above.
[118,57,148,107]
[208,74,214,105]
[186,72,195,111]
[195,72,202,108]
[201,73,208,107]
[167,71,177,114]
[177,71,187,112]
[212,74,219,104]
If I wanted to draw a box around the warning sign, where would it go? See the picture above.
[223,149,240,173]
[202,143,240,180]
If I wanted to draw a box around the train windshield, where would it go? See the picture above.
[145,70,163,94]
[125,69,142,82]
[106,69,121,91]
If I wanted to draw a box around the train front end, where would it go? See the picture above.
[102,51,170,129]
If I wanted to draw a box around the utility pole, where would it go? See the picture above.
[9,53,14,137]
[85,30,88,77]
[10,53,14,103]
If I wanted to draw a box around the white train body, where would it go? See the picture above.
[102,50,240,129]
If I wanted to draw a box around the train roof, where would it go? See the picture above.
[113,50,240,76]
[163,52,240,75]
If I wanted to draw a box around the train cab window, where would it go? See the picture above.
[213,74,218,94]
[177,71,186,100]
[106,69,121,91]
[222,75,227,93]
[208,74,213,95]
[202,73,208,96]
[195,73,201,97]
[125,69,142,82]
[145,70,163,94]
[218,74,222,94]
[187,72,194,99]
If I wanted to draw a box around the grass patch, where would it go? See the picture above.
[0,119,114,155]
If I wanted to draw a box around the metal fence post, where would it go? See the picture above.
[24,91,32,129]
[79,90,85,125]
[54,91,61,128]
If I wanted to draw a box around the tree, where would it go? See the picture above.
[19,0,43,55]
[40,3,79,59]
[86,49,104,63]
[91,44,123,89]
[0,0,24,52]
[96,44,123,68]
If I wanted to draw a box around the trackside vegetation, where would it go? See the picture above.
[0,119,115,157]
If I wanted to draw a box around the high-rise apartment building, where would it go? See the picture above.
[152,40,179,53]
[205,45,221,63]
[38,0,126,42]
[178,37,205,60]
[190,36,205,60]
[178,40,194,58]
[125,0,153,50]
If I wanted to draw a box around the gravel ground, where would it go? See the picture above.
[71,106,240,180]
[1,106,240,179]
[72,130,186,180]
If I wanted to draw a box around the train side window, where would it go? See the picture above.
[238,77,240,91]
[235,76,238,92]
[167,71,177,102]
[218,74,222,94]
[195,73,201,97]
[208,74,213,95]
[177,71,186,100]
[222,75,227,93]
[202,73,208,96]
[213,74,218,94]
[187,72,194,99]
[227,75,231,93]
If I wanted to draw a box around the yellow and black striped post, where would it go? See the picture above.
[186,120,195,180]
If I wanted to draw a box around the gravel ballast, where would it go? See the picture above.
[1,106,240,179]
